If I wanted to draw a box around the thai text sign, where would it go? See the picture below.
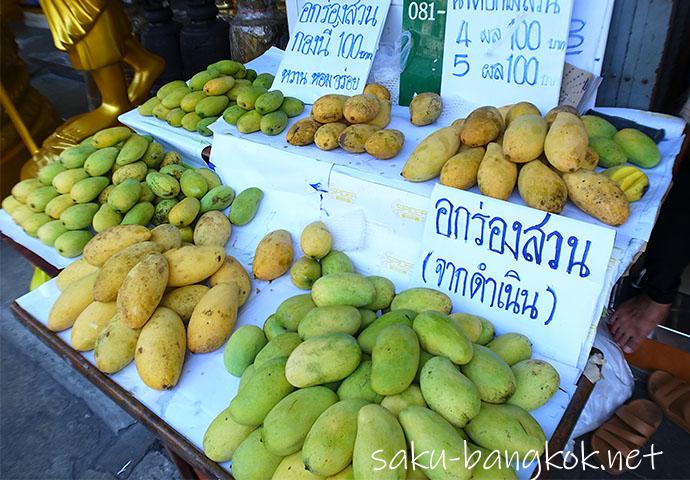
[416,185,614,367]
[440,0,574,113]
[273,0,392,104]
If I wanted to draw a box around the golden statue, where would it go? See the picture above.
[35,0,164,158]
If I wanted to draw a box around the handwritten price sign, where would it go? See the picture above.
[273,0,392,104]
[415,185,614,367]
[440,0,574,113]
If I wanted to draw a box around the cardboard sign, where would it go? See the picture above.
[414,185,615,368]
[273,0,392,104]
[439,0,574,113]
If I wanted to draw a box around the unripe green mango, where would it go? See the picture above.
[199,185,234,213]
[229,357,295,426]
[112,161,147,185]
[285,333,362,388]
[391,288,452,314]
[208,59,244,76]
[227,81,253,101]
[311,273,375,308]
[228,187,263,225]
[156,80,187,99]
[161,86,191,109]
[264,314,287,341]
[399,406,473,480]
[337,360,382,403]
[280,97,305,117]
[107,179,141,213]
[302,399,369,477]
[152,103,172,121]
[60,203,98,230]
[181,112,201,131]
[260,110,288,136]
[366,276,395,311]
[194,168,221,189]
[139,182,155,202]
[38,163,67,185]
[195,95,229,118]
[54,229,93,257]
[415,349,434,383]
[92,126,132,148]
[10,204,33,224]
[292,259,322,293]
[467,443,518,480]
[253,332,301,370]
[380,385,426,418]
[160,151,182,167]
[159,163,186,180]
[22,212,51,237]
[37,220,68,246]
[232,428,283,480]
[203,405,257,462]
[180,169,208,198]
[236,109,263,134]
[237,87,268,110]
[59,143,97,168]
[152,199,177,225]
[487,333,532,366]
[357,309,416,354]
[476,317,495,345]
[137,96,160,116]
[92,204,122,232]
[298,305,361,339]
[358,308,377,330]
[203,76,235,95]
[70,177,109,203]
[11,178,42,203]
[420,356,481,427]
[223,104,248,125]
[253,73,275,90]
[460,344,516,403]
[98,184,114,204]
[146,172,180,199]
[141,141,165,168]
[590,136,627,168]
[116,134,150,166]
[189,70,220,91]
[507,359,560,411]
[352,404,407,480]
[274,294,316,331]
[465,403,546,459]
[613,128,660,168]
[197,116,218,136]
[180,91,207,113]
[238,364,256,392]
[271,451,323,480]
[27,186,59,212]
[262,386,338,456]
[84,147,118,176]
[121,201,154,225]
[449,313,483,342]
[255,90,284,115]
[45,194,76,219]
[2,195,23,214]
[320,251,354,275]
[52,168,88,194]
[582,115,617,139]
[168,197,199,227]
[413,311,473,365]
[166,107,185,127]
[224,325,267,377]
[371,324,419,395]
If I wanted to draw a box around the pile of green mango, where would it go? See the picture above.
[204,272,561,480]
[1,125,242,258]
[138,59,305,138]
[583,114,661,169]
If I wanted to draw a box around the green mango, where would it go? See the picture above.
[371,324,419,395]
[189,70,219,91]
[507,359,560,411]
[590,136,627,168]
[116,134,150,166]
[298,305,361,340]
[614,128,661,168]
[54,230,93,257]
[290,257,322,290]
[195,96,230,118]
[161,86,191,109]
[321,251,355,275]
[255,90,284,115]
[311,273,375,308]
[232,66,248,79]
[366,276,396,311]
[487,333,532,366]
[92,126,132,148]
[112,161,147,184]
[391,287,452,314]
[208,59,244,76]
[227,187,263,225]
[146,172,180,199]
[10,204,33,224]
[476,317,495,345]
[70,177,109,203]
[460,345,516,403]
[238,364,256,392]
[27,186,59,212]
[223,104,248,125]
[166,107,186,127]
[159,164,186,180]
[260,110,288,136]
[285,333,362,388]
[37,220,68,246]
[180,91,207,113]
[107,179,141,213]
[139,182,155,202]
[415,349,434,383]
[420,355,480,427]
[180,169,208,199]
[223,325,267,377]
[263,314,287,341]
[252,73,275,90]
[449,313,484,343]
[236,110,263,134]
[231,428,283,480]
[352,404,407,480]
[196,116,218,136]
[253,332,302,370]
[11,178,42,203]
[22,212,52,237]
[38,163,67,185]
[280,97,305,117]
[227,81,253,101]
[92,204,122,232]
[244,68,257,82]
[59,143,97,168]
[60,203,98,230]
[45,194,76,219]
[582,115,617,138]
[152,103,172,120]
[152,199,178,225]
[337,360,383,403]
[181,111,201,131]
[156,80,187,100]
[167,197,200,227]
[358,308,377,329]
[141,142,165,168]
[121,202,154,225]
[195,168,222,189]
[137,96,160,116]
[236,87,268,110]
[203,405,256,462]
[275,294,316,331]
[380,385,427,418]
[1,195,22,214]
[413,311,473,365]
[160,151,182,167]
[98,184,115,204]
[357,309,415,354]
[84,147,118,176]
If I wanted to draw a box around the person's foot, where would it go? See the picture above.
[608,294,671,353]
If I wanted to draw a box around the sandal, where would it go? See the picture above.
[648,370,690,434]
[591,399,663,475]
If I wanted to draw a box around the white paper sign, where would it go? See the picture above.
[272,0,392,103]
[414,185,615,368]
[566,0,614,75]
[440,0,574,113]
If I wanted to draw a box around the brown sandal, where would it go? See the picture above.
[648,370,690,434]
[591,399,663,475]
